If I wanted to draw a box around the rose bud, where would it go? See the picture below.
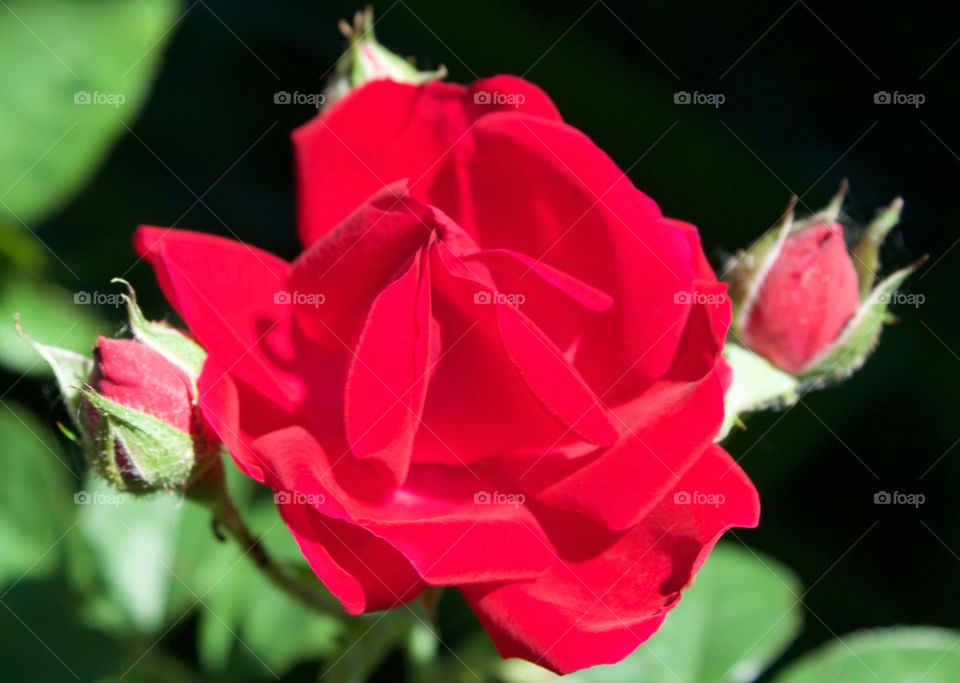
[23,280,218,494]
[323,6,446,105]
[726,181,920,382]
[739,218,860,374]
[80,336,218,494]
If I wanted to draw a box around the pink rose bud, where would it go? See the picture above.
[81,337,220,494]
[23,280,218,495]
[726,183,919,384]
[88,337,196,434]
[739,221,860,373]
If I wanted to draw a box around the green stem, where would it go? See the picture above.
[214,492,339,612]
[189,465,339,614]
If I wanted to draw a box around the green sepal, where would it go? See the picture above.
[725,197,796,333]
[791,178,848,232]
[80,386,203,494]
[112,278,205,386]
[799,261,922,384]
[851,197,904,299]
[325,6,446,105]
[719,344,800,440]
[15,316,93,434]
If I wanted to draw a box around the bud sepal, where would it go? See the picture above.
[726,181,919,383]
[80,385,218,494]
[113,278,205,385]
[798,259,924,384]
[720,344,800,440]
[324,6,446,106]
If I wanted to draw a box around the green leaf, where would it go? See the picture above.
[773,627,960,683]
[0,579,124,682]
[195,497,344,678]
[76,474,184,633]
[0,401,76,587]
[0,0,182,226]
[0,578,206,682]
[0,272,104,375]
[720,344,800,440]
[502,544,802,683]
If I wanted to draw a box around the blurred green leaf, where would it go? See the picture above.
[195,497,344,679]
[0,579,124,682]
[0,401,76,586]
[773,627,960,683]
[501,544,802,683]
[0,579,206,683]
[71,455,344,677]
[76,475,185,633]
[0,0,182,227]
[0,224,47,270]
[0,272,105,374]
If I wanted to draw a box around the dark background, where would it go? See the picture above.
[7,0,959,678]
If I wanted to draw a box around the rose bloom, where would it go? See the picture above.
[136,75,758,673]
[739,221,860,374]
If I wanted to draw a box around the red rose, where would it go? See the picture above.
[739,221,859,373]
[135,75,758,673]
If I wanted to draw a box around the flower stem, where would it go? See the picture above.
[213,492,340,612]
[190,463,339,613]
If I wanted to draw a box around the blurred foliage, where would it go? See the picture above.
[0,0,958,681]
[0,272,105,374]
[0,402,76,586]
[0,0,180,228]
[774,628,960,683]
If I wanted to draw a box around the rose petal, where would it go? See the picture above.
[424,114,696,388]
[462,444,759,674]
[251,425,556,585]
[286,186,433,347]
[509,372,725,530]
[278,502,425,615]
[134,226,298,412]
[344,248,432,485]
[294,76,561,246]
